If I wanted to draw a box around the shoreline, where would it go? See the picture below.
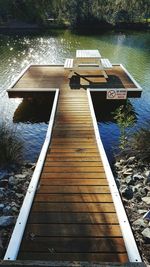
[0,21,149,34]
[0,162,35,258]
[114,156,150,265]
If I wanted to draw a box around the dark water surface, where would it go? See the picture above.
[0,30,150,163]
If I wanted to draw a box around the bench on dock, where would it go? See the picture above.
[101,58,112,69]
[64,58,74,69]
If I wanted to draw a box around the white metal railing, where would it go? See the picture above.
[87,89,142,263]
[4,89,59,260]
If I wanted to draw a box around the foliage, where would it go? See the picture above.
[129,125,150,162]
[112,102,136,149]
[0,121,23,167]
[0,0,149,28]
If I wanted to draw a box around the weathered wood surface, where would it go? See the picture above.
[15,67,129,263]
[0,260,146,267]
[12,65,138,91]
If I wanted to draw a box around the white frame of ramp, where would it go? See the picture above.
[4,88,59,260]
[87,89,142,262]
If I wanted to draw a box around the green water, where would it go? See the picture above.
[0,30,150,162]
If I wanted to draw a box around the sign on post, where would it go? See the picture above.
[107,89,127,100]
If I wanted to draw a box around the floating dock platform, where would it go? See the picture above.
[2,61,144,266]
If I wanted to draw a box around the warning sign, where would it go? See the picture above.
[107,89,127,100]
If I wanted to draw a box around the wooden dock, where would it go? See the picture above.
[18,89,128,262]
[4,64,142,264]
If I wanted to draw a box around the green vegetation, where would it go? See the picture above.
[112,102,136,149]
[113,104,150,163]
[0,122,23,167]
[129,125,150,162]
[0,0,149,30]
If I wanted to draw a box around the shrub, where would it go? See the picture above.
[129,126,150,162]
[0,121,23,167]
[112,102,136,149]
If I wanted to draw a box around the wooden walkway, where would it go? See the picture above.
[4,64,143,264]
[17,88,128,263]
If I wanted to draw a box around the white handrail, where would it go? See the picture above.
[87,89,142,263]
[4,89,59,260]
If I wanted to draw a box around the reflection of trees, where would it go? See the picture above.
[91,93,137,124]
[13,93,54,123]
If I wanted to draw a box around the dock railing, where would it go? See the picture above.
[87,89,142,262]
[4,89,59,261]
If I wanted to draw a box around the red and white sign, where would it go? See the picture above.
[107,89,127,100]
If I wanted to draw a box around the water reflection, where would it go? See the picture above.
[13,93,55,123]
[91,92,137,164]
[91,92,137,123]
[0,30,149,163]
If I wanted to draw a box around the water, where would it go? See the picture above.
[0,30,150,164]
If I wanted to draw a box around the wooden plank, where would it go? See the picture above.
[39,179,107,185]
[37,185,110,194]
[51,138,96,143]
[35,194,113,203]
[46,153,100,158]
[32,202,115,212]
[28,212,118,224]
[40,173,106,179]
[23,224,122,237]
[20,237,126,252]
[49,148,99,153]
[42,166,104,173]
[44,162,103,167]
[45,157,101,162]
[18,252,128,262]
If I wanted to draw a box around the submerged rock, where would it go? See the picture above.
[0,216,15,227]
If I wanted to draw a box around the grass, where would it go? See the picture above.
[0,121,23,167]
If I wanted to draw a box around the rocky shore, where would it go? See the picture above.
[0,163,35,258]
[0,156,149,264]
[115,156,150,265]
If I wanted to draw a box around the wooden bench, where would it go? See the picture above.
[101,58,112,69]
[64,58,74,69]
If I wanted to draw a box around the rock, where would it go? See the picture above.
[24,162,35,169]
[147,191,150,197]
[8,176,15,185]
[138,209,148,215]
[142,197,150,205]
[3,206,12,215]
[0,188,5,199]
[16,193,24,199]
[125,175,134,185]
[121,186,133,200]
[142,228,150,240]
[123,168,133,175]
[127,156,135,164]
[12,206,18,213]
[133,218,147,227]
[145,170,150,177]
[139,187,148,197]
[0,216,15,227]
[0,204,4,212]
[133,174,144,182]
[134,192,142,202]
[0,179,8,187]
[15,174,27,180]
